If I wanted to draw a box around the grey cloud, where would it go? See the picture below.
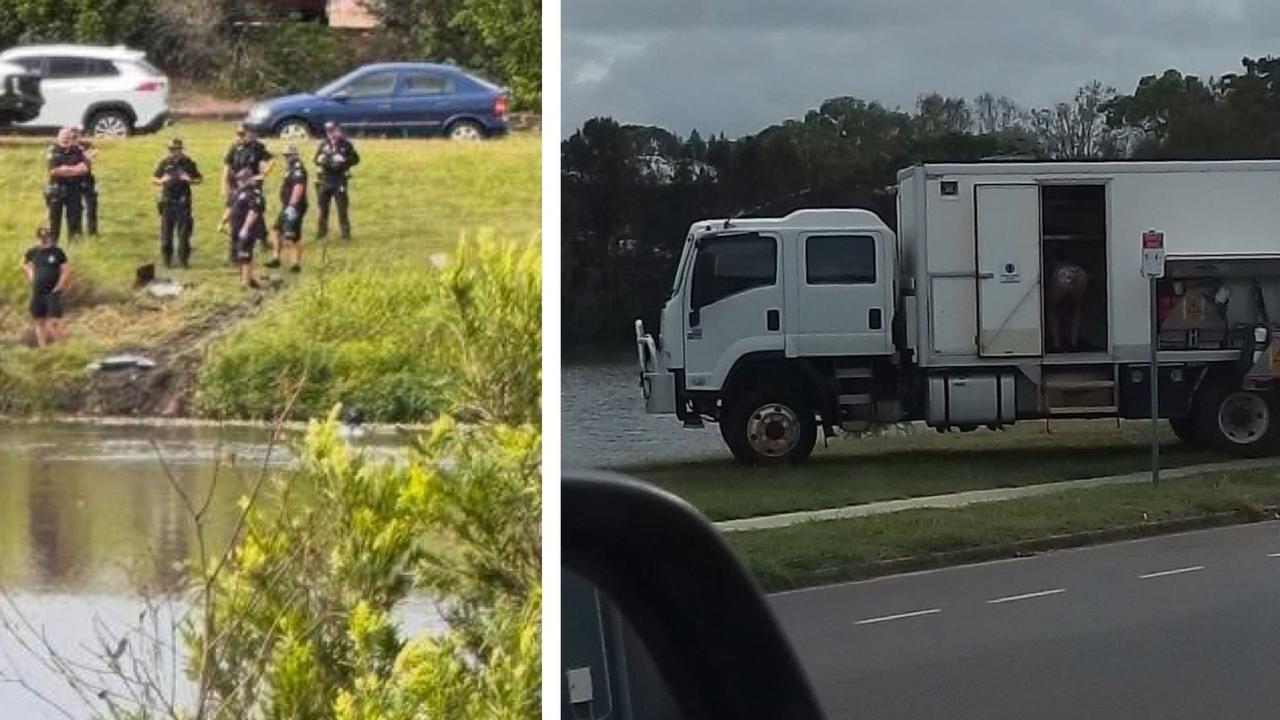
[563,0,1280,138]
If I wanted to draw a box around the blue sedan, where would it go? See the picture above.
[243,62,509,141]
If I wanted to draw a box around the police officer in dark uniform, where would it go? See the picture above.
[152,138,203,268]
[69,126,99,236]
[227,167,267,289]
[314,120,360,241]
[220,122,273,214]
[45,127,90,243]
[267,145,308,272]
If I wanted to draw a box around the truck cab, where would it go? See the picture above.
[637,209,902,464]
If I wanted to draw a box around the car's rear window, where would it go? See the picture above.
[127,58,164,76]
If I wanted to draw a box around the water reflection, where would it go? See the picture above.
[0,423,293,593]
[0,421,432,719]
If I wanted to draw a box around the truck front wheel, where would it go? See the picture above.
[721,389,818,465]
[1194,382,1280,457]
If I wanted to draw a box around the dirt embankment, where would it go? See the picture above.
[79,294,266,417]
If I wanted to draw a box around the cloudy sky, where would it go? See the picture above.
[563,0,1280,138]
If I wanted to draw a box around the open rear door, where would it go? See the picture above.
[975,184,1043,357]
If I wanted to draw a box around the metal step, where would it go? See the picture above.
[835,367,872,379]
[1045,380,1115,391]
[1048,405,1119,416]
[838,393,872,405]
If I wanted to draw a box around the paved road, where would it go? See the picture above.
[770,521,1280,720]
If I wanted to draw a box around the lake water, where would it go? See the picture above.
[562,359,727,468]
[0,421,437,719]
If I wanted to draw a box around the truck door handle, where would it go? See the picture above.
[766,309,780,331]
[868,307,883,330]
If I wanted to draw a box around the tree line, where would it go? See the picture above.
[563,56,1280,350]
[0,0,540,107]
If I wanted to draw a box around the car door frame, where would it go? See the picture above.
[390,69,456,133]
[329,69,399,132]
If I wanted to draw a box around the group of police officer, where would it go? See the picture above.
[44,125,99,241]
[42,119,360,289]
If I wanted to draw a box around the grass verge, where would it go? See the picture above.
[728,466,1280,593]
[631,421,1228,521]
[0,122,539,417]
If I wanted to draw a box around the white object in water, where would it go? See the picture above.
[339,424,367,440]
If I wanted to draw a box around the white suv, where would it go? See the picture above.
[0,45,170,137]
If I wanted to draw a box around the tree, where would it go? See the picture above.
[0,0,153,48]
[973,92,1025,134]
[1104,69,1217,138]
[361,0,541,108]
[1030,81,1118,159]
[915,93,972,135]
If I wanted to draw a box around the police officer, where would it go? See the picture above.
[314,120,360,241]
[227,167,267,289]
[152,138,203,268]
[267,145,308,272]
[220,122,273,217]
[69,126,99,236]
[45,127,90,243]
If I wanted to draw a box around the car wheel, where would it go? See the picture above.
[447,120,484,142]
[720,388,818,465]
[88,110,131,138]
[1194,380,1280,457]
[276,119,312,141]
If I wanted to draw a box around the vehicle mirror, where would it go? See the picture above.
[330,90,349,101]
[562,471,826,720]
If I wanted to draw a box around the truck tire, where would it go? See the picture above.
[1194,381,1280,457]
[720,389,818,465]
[1168,416,1199,447]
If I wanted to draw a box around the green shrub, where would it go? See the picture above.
[188,412,541,720]
[197,237,541,425]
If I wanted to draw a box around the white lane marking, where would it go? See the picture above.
[854,608,941,625]
[987,588,1066,604]
[1138,565,1205,579]
[1268,552,1280,558]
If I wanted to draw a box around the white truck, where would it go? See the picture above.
[636,160,1280,464]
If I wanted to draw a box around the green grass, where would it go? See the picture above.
[631,421,1228,521]
[198,239,541,423]
[728,466,1280,592]
[0,122,540,416]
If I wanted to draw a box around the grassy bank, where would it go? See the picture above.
[632,421,1226,521]
[728,466,1280,592]
[0,122,539,418]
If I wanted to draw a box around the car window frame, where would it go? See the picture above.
[397,70,455,97]
[335,70,398,99]
[44,56,89,80]
[81,58,121,78]
[690,232,779,309]
[804,233,878,286]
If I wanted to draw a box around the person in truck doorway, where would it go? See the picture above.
[21,227,70,347]
[1047,261,1089,352]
